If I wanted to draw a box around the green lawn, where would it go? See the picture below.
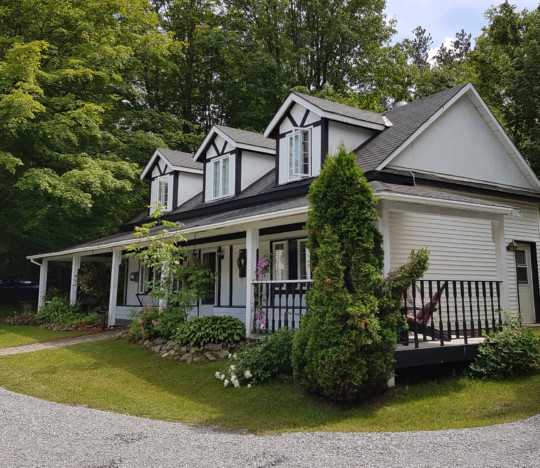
[0,303,82,348]
[0,338,538,434]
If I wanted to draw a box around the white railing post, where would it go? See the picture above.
[108,249,122,327]
[69,255,81,305]
[37,259,49,310]
[245,227,259,336]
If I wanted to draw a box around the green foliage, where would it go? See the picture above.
[469,317,540,380]
[294,148,429,402]
[220,328,295,387]
[174,316,245,347]
[127,206,215,315]
[306,146,383,299]
[129,305,162,341]
[36,297,100,326]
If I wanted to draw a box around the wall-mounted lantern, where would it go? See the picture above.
[237,249,246,278]
[506,240,519,252]
[217,246,225,260]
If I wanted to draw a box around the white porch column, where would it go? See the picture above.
[37,259,49,310]
[69,255,81,305]
[245,227,259,336]
[492,219,510,310]
[108,249,122,327]
[378,202,391,277]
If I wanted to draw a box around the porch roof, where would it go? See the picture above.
[27,196,309,261]
[371,181,520,216]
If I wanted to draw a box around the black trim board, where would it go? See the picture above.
[172,173,178,209]
[514,240,540,323]
[229,245,233,306]
[235,149,242,195]
[321,118,329,166]
[394,343,480,369]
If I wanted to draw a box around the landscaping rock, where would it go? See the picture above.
[179,354,192,363]
[218,350,230,359]
[192,355,207,363]
[152,345,163,354]
[204,352,216,362]
[203,343,221,351]
[155,338,167,345]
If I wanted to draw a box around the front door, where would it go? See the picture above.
[515,244,535,323]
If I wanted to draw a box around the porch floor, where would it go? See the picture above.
[394,335,485,369]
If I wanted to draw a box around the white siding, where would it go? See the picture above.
[328,121,374,155]
[389,210,498,280]
[241,151,274,190]
[388,96,536,190]
[177,172,202,206]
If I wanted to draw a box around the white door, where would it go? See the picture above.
[515,244,535,323]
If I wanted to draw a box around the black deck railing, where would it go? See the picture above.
[400,279,502,348]
[252,280,313,334]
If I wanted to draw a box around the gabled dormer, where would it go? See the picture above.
[140,148,203,214]
[194,125,275,202]
[264,92,392,185]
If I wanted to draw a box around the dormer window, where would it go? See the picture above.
[212,155,231,199]
[288,128,311,180]
[157,176,169,210]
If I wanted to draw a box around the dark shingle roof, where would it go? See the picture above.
[157,148,202,171]
[355,84,468,172]
[370,180,517,210]
[293,92,388,127]
[215,125,275,150]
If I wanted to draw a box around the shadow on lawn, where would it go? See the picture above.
[60,338,474,433]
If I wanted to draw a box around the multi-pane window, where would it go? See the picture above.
[272,239,310,280]
[515,250,529,284]
[157,177,169,210]
[288,128,311,180]
[212,156,230,199]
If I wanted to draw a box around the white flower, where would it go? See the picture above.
[229,364,236,371]
[247,384,251,388]
[233,380,240,388]
[244,370,252,379]
[220,373,225,380]
[224,379,229,387]
[214,371,220,379]
[231,374,237,380]
[228,353,232,359]
[232,353,237,359]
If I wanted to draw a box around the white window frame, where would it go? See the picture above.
[288,128,311,181]
[157,176,170,211]
[297,239,311,280]
[272,241,289,281]
[211,155,231,199]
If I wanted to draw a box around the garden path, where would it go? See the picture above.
[0,329,124,356]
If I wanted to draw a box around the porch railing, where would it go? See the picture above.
[252,280,313,334]
[400,279,502,348]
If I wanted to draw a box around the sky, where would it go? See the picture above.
[384,0,539,54]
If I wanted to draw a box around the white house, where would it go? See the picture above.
[28,83,540,343]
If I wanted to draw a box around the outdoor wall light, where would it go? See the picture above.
[217,246,225,260]
[506,240,519,252]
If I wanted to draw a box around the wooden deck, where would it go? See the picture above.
[394,336,484,369]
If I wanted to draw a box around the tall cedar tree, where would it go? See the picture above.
[292,148,394,402]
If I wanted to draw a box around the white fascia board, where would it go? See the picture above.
[27,206,309,261]
[466,86,540,191]
[376,191,519,216]
[375,83,473,171]
[235,143,275,155]
[140,150,164,180]
[167,166,203,175]
[264,94,298,137]
[194,127,223,161]
[318,111,386,131]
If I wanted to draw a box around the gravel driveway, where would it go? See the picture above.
[0,387,538,468]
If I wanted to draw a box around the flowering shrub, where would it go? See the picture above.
[174,315,245,346]
[129,305,161,340]
[253,255,271,330]
[216,328,295,387]
[469,317,540,380]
